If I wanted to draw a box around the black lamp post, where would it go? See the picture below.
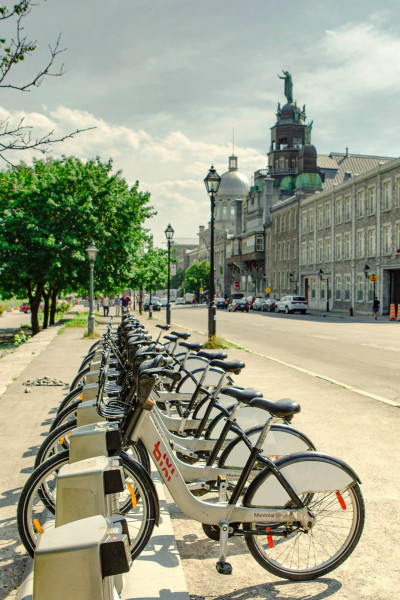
[319,268,329,312]
[86,240,98,335]
[364,263,374,300]
[204,165,221,343]
[165,224,174,325]
[289,272,294,291]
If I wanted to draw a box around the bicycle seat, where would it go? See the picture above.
[179,341,203,351]
[164,335,178,342]
[249,397,301,418]
[197,350,227,361]
[220,386,262,404]
[156,324,171,330]
[171,331,191,340]
[210,359,245,374]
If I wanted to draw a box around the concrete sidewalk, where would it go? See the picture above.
[0,309,189,600]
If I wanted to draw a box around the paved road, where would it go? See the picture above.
[168,305,400,406]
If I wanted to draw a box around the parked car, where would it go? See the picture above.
[143,296,161,311]
[160,298,168,307]
[215,298,229,309]
[228,298,249,312]
[276,295,308,314]
[248,296,262,310]
[19,302,31,313]
[252,298,266,311]
[263,298,278,312]
[175,297,185,305]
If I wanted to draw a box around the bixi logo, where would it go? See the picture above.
[153,441,175,482]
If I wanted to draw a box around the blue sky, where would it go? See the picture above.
[3,0,400,245]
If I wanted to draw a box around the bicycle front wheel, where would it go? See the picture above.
[243,460,364,580]
[19,451,157,560]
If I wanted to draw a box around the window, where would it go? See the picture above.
[317,239,323,262]
[396,179,400,208]
[397,223,400,251]
[308,209,314,232]
[301,242,307,265]
[324,238,331,262]
[344,196,351,221]
[344,275,351,301]
[383,181,392,211]
[293,137,302,149]
[282,213,286,232]
[292,240,297,259]
[335,199,342,225]
[367,188,376,214]
[233,240,239,254]
[325,203,331,227]
[278,243,281,261]
[367,228,376,257]
[223,205,227,216]
[357,231,365,258]
[310,278,316,299]
[317,206,323,229]
[357,191,365,218]
[356,275,364,301]
[335,276,342,300]
[256,235,264,252]
[383,225,391,255]
[309,241,314,264]
[320,281,325,299]
[335,235,342,260]
[301,212,307,234]
[368,280,374,302]
[344,233,351,259]
[287,241,290,260]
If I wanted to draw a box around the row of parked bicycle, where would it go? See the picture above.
[18,315,364,590]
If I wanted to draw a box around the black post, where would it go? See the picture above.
[166,239,171,325]
[326,277,329,312]
[149,289,153,318]
[208,191,216,341]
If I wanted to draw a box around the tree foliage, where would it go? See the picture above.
[131,239,168,313]
[170,267,185,291]
[0,156,154,333]
[183,260,210,298]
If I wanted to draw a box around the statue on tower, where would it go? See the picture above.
[305,120,313,144]
[278,70,293,103]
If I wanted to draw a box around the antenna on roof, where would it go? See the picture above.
[232,128,235,155]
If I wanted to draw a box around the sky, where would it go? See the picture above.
[2,0,400,246]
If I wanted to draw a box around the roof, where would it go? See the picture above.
[318,152,395,189]
[217,169,250,198]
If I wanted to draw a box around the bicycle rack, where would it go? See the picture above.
[55,455,124,527]
[76,399,106,427]
[33,514,131,600]
[69,422,122,464]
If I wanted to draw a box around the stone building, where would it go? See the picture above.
[298,157,400,314]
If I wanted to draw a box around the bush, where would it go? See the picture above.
[56,301,72,313]
[14,332,31,346]
[0,304,5,316]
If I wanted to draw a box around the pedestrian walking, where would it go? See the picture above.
[372,297,380,320]
[115,295,121,317]
[120,291,132,315]
[102,294,110,317]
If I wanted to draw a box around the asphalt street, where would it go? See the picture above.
[168,305,400,406]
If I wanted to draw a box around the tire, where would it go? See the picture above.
[78,350,97,372]
[243,461,365,581]
[18,451,157,560]
[35,420,77,468]
[285,306,289,314]
[88,339,102,353]
[69,365,90,391]
[50,400,81,432]
[57,385,84,415]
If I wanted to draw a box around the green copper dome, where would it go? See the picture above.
[279,176,295,191]
[295,173,323,191]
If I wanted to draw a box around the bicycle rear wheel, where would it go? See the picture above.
[243,459,364,581]
[18,451,157,560]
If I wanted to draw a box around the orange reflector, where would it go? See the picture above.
[336,491,347,510]
[266,526,274,548]
[127,483,137,507]
[79,394,83,400]
[59,437,65,445]
[33,519,44,535]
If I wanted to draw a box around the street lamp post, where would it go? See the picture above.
[86,240,99,335]
[204,165,222,344]
[364,263,372,300]
[165,224,174,325]
[319,269,329,312]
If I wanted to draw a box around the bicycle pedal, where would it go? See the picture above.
[216,560,232,575]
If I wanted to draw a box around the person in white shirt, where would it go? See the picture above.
[101,294,110,317]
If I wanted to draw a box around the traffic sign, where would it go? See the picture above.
[199,287,203,292]
[265,287,271,293]
[234,281,240,290]
[369,274,378,283]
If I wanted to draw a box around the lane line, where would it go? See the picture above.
[175,320,400,408]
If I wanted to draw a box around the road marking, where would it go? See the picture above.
[362,343,400,352]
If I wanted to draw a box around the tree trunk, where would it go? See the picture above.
[42,285,52,329]
[27,281,45,336]
[49,287,58,325]
[139,286,143,315]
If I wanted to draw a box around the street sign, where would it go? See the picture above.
[265,287,271,293]
[199,287,203,292]
[234,281,240,290]
[369,274,378,282]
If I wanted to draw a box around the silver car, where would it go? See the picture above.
[276,295,308,314]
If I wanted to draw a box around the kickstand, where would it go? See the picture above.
[216,520,232,575]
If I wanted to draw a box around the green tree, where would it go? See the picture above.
[131,240,168,314]
[183,260,210,300]
[0,156,154,334]
[170,267,185,291]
